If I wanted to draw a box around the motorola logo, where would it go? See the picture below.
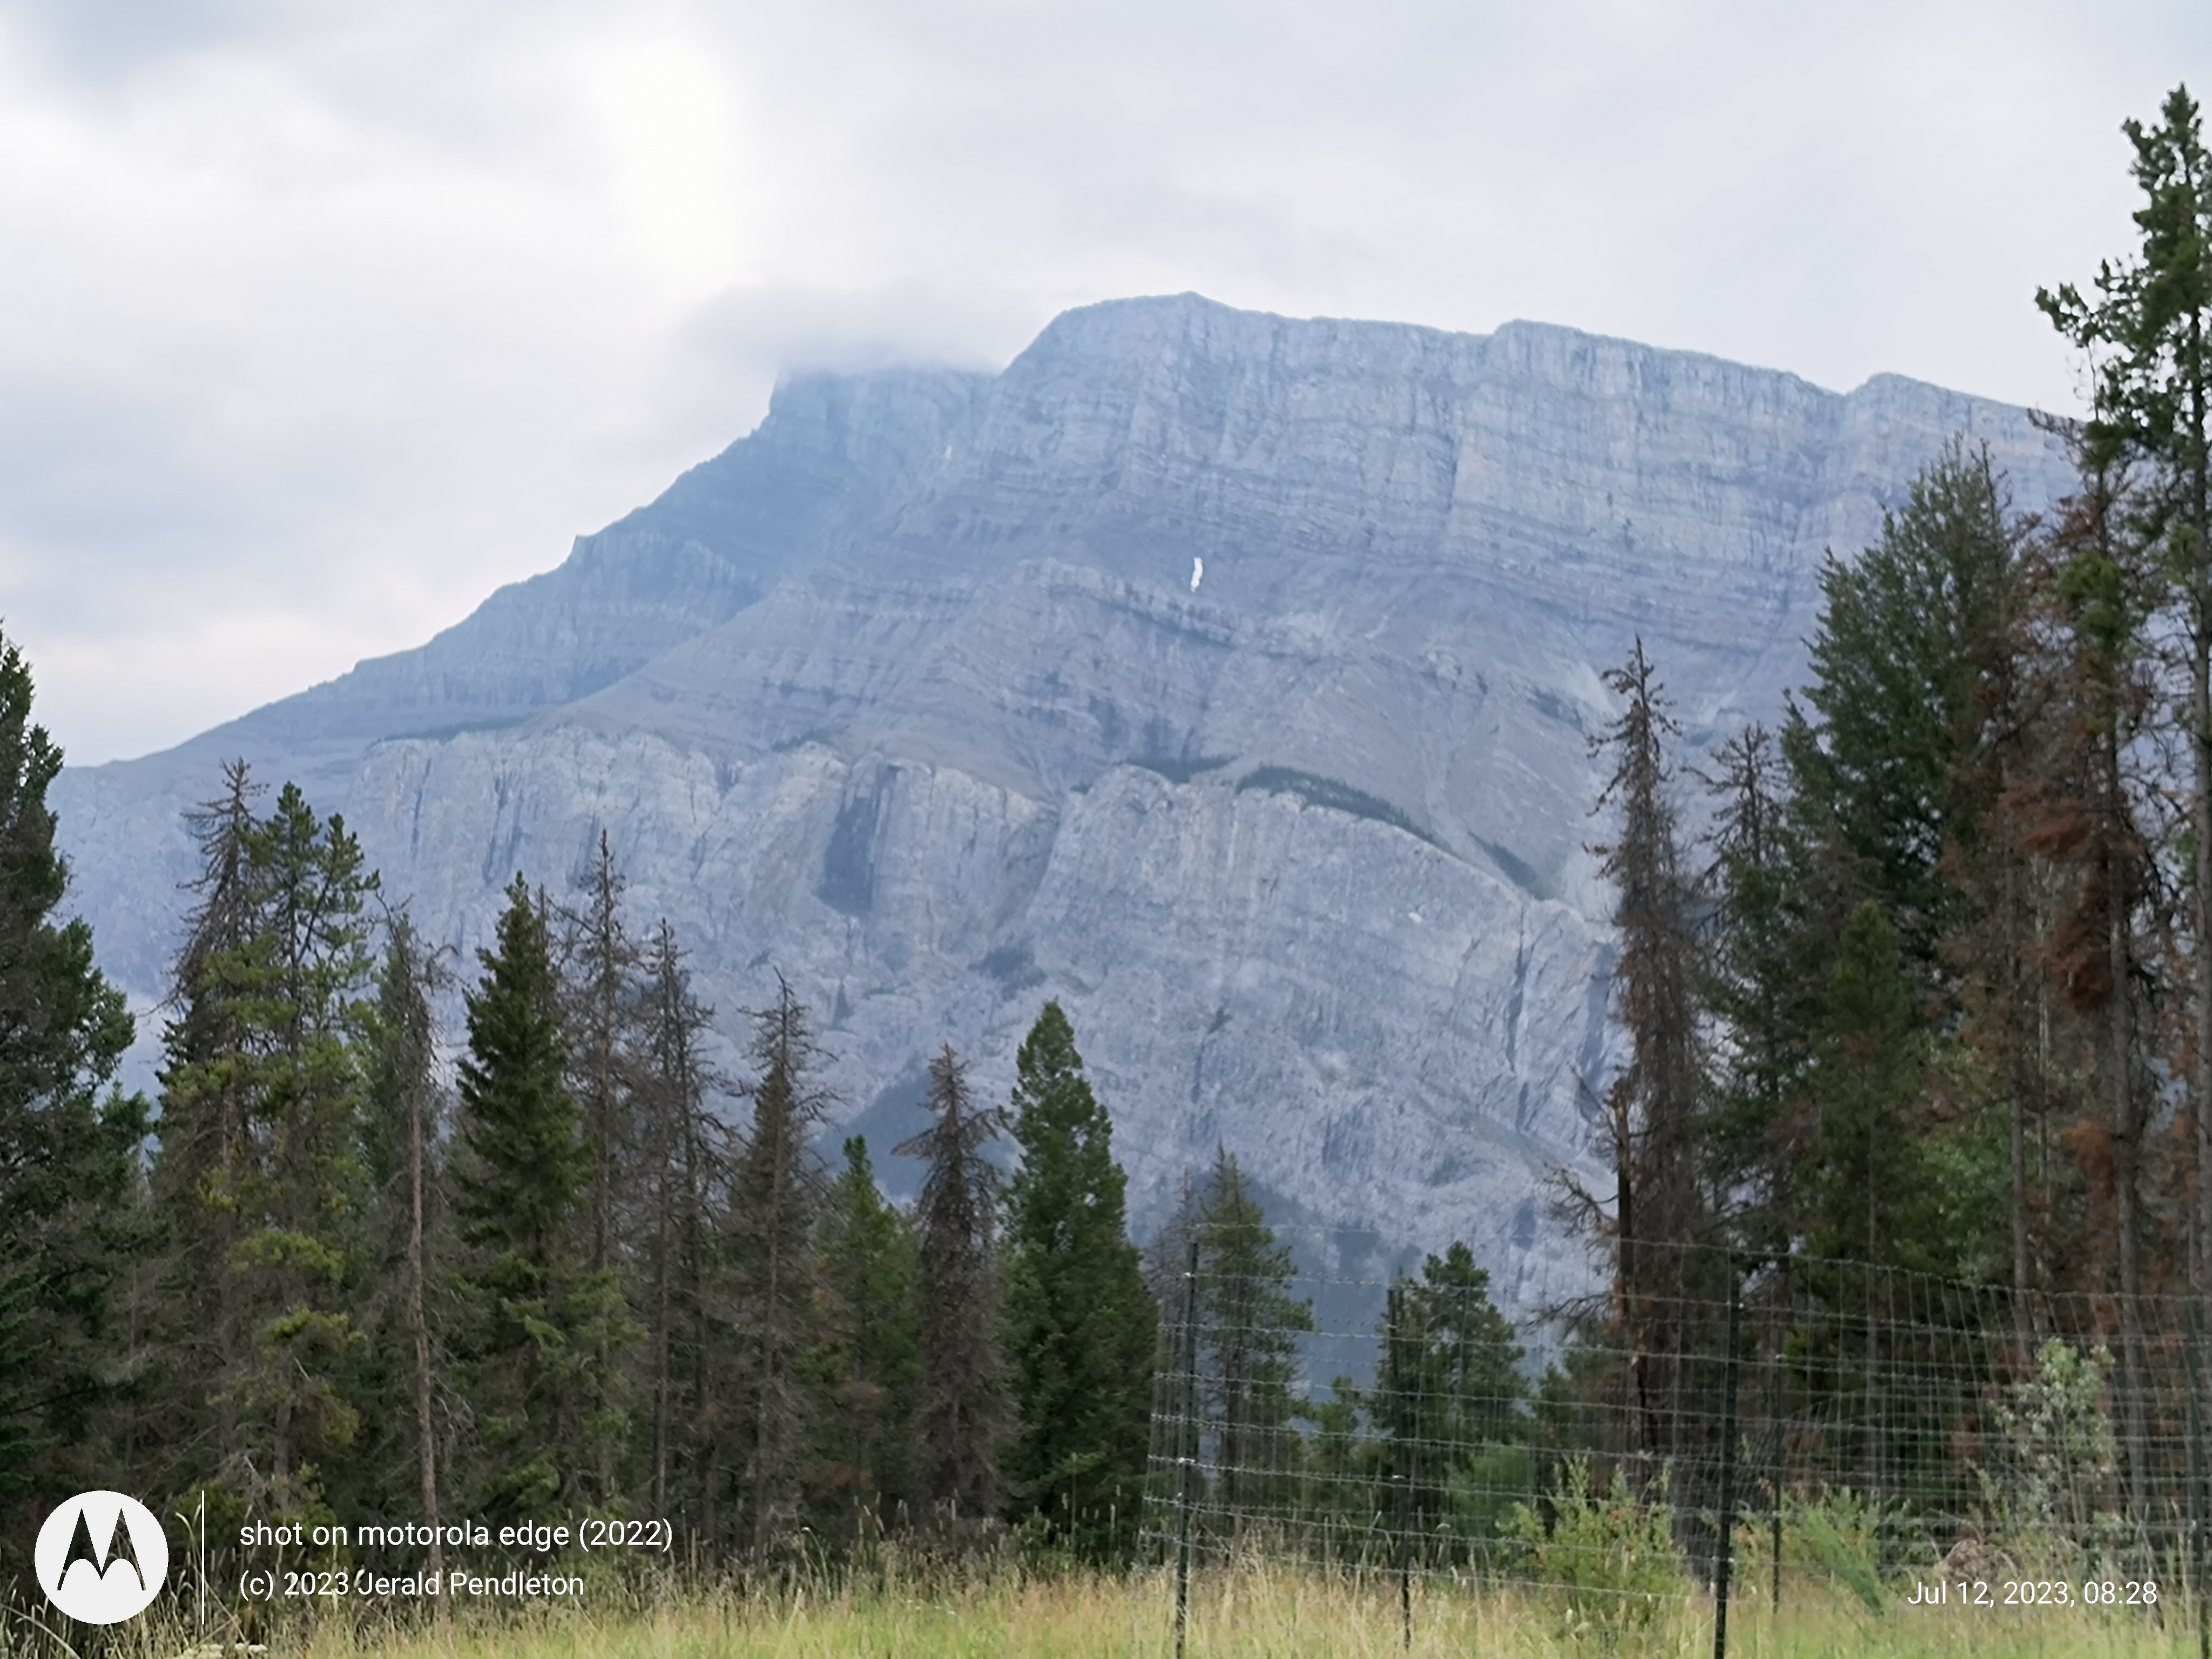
[34,1491,169,1624]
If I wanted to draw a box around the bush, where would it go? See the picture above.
[1976,1339,2126,1576]
[1448,1442,1537,1563]
[1732,1486,1889,1614]
[1506,1457,1689,1650]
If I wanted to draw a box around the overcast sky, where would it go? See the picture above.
[2,1,2204,765]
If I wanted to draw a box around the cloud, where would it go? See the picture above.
[0,0,2202,763]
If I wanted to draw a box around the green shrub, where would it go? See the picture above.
[1977,1339,2126,1576]
[1506,1456,1689,1650]
[1731,1486,1893,1613]
[1448,1442,1537,1562]
[1790,1487,1886,1614]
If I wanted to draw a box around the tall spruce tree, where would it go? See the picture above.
[899,1044,1015,1530]
[1188,1147,1311,1523]
[561,831,640,1285]
[2039,84,2212,1300]
[630,920,732,1523]
[2013,466,2166,1519]
[1801,902,1935,1496]
[1372,1243,1525,1545]
[152,777,379,1524]
[0,630,143,1564]
[353,913,449,1558]
[1574,639,1714,1459]
[1772,449,2027,1283]
[1803,905,1933,1272]
[150,763,264,1503]
[557,832,643,1505]
[812,1136,919,1536]
[451,875,628,1521]
[246,785,379,1514]
[1781,449,2023,994]
[1700,724,1810,1252]
[729,976,831,1552]
[1000,1001,1156,1559]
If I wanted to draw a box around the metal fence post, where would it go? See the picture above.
[1714,1261,1743,1659]
[1395,1469,1412,1651]
[1770,1261,1791,1616]
[1386,1277,1413,1653]
[2190,1297,2208,1659]
[1175,1234,1200,1659]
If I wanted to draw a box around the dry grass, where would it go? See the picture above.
[6,1564,2197,1659]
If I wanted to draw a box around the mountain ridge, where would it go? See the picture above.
[51,293,2079,1312]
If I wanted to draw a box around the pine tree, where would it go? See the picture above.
[1761,449,2029,1280]
[450,875,627,1521]
[1782,450,2023,991]
[813,1136,918,1537]
[1572,639,1713,1460]
[1294,1377,1379,1552]
[1188,1147,1311,1523]
[2012,464,2166,1521]
[729,976,831,1553]
[1000,1001,1156,1560]
[2039,84,2212,1302]
[899,1044,1014,1531]
[152,777,380,1525]
[1802,902,1931,1496]
[353,913,449,1562]
[0,629,144,1564]
[561,831,640,1285]
[1372,1243,1525,1549]
[1700,725,1810,1251]
[1803,905,1931,1269]
[150,761,264,1502]
[631,919,731,1523]
[557,832,643,1505]
[244,785,380,1515]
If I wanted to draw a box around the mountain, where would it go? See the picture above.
[51,293,2076,1313]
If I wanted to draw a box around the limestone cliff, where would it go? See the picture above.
[52,294,2076,1312]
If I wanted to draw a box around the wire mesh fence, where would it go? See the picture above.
[1135,1231,2211,1656]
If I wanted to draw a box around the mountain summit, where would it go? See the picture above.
[53,294,2075,1309]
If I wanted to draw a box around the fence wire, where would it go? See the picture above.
[1137,1233,2208,1655]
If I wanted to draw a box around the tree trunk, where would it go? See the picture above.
[687,1095,712,1541]
[651,1164,672,1518]
[2112,745,2153,1541]
[2194,331,2212,1334]
[2196,577,2212,1334]
[1612,1084,1649,1459]
[1864,1139,1880,1501]
[2006,848,2034,1357]
[407,1056,441,1576]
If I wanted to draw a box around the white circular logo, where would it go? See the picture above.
[34,1491,169,1624]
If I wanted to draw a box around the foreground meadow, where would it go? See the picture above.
[16,1566,2195,1659]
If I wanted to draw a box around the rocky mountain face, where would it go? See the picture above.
[52,294,2077,1314]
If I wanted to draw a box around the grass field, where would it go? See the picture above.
[12,1564,2197,1659]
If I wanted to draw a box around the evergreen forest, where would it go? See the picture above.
[1,80,2209,1604]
